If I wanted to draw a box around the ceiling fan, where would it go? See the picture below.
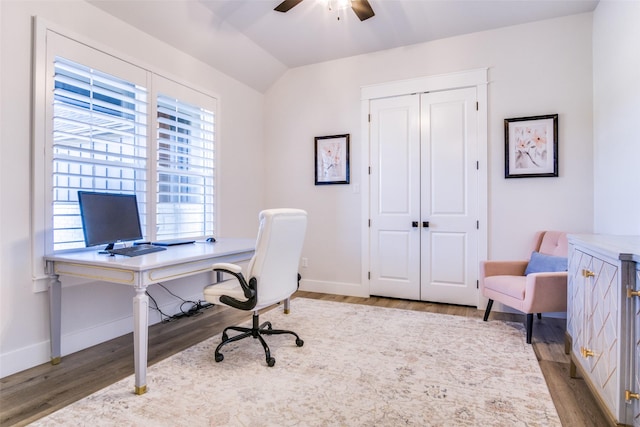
[274,0,375,22]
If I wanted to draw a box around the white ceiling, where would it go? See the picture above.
[88,0,598,92]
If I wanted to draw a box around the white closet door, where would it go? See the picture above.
[420,88,479,306]
[369,95,421,300]
[368,87,479,305]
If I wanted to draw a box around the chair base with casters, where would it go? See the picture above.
[215,311,304,367]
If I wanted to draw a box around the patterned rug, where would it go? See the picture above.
[31,298,560,426]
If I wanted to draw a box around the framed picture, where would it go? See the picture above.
[505,114,558,178]
[315,134,350,185]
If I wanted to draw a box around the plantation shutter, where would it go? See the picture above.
[52,57,148,250]
[156,94,215,239]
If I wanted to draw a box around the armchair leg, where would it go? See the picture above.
[483,299,493,321]
[537,313,542,319]
[526,313,533,344]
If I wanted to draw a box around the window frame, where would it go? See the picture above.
[32,17,219,291]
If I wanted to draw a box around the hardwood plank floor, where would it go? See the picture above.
[0,291,610,426]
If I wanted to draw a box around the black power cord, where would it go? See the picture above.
[146,283,214,323]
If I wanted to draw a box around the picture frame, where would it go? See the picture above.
[315,134,350,185]
[504,114,558,178]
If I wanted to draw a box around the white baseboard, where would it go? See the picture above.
[299,279,368,298]
[0,293,206,379]
[488,301,567,319]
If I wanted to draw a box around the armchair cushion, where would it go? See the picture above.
[524,251,568,275]
[484,275,527,300]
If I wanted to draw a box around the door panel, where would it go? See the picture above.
[369,95,420,300]
[429,231,466,285]
[420,88,478,306]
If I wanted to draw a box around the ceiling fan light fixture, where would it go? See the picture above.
[327,0,352,11]
[275,0,374,22]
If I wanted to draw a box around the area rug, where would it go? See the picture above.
[31,298,560,426]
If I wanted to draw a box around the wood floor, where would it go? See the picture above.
[1,291,610,426]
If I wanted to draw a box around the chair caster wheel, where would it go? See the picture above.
[296,338,304,347]
[215,353,224,363]
[267,357,276,367]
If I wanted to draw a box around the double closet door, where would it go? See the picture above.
[368,88,479,306]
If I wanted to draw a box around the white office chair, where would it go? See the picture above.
[203,208,307,366]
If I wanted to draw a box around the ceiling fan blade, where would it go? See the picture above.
[351,0,375,21]
[274,0,304,13]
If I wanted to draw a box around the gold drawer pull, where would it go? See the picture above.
[582,269,595,278]
[628,288,640,298]
[580,346,594,358]
[625,390,640,401]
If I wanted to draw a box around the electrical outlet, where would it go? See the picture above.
[301,257,308,268]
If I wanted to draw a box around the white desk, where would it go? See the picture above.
[44,238,255,395]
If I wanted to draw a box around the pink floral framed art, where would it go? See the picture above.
[314,134,350,185]
[505,114,558,178]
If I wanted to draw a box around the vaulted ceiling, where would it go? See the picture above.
[88,0,598,92]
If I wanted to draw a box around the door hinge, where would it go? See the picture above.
[476,280,479,289]
[476,161,479,170]
[368,271,371,280]
[476,102,479,111]
[476,220,479,229]
[368,166,371,175]
[368,219,371,227]
[368,114,371,122]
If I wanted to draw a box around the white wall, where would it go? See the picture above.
[264,13,595,296]
[0,0,264,377]
[592,0,640,235]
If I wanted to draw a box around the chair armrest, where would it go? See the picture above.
[523,272,568,313]
[212,262,242,274]
[213,263,255,300]
[481,260,528,277]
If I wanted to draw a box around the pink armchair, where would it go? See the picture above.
[480,231,568,344]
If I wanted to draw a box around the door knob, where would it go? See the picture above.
[422,221,429,228]
[412,221,419,228]
[582,269,595,278]
[626,390,640,401]
[580,346,594,358]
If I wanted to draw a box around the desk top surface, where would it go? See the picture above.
[44,238,256,271]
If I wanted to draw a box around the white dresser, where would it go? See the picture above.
[566,234,640,427]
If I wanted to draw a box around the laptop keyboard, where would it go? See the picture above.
[109,244,167,257]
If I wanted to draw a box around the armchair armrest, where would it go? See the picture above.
[523,271,568,313]
[481,260,528,277]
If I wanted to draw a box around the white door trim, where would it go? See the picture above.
[360,68,488,307]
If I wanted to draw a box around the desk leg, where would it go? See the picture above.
[48,273,62,365]
[284,298,290,314]
[133,287,149,395]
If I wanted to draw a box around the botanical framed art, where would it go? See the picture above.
[504,114,558,178]
[315,134,350,185]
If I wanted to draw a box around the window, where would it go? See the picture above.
[34,25,218,262]
[156,94,215,240]
[52,57,148,251]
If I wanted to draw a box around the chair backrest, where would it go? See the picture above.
[531,231,568,257]
[246,209,307,308]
